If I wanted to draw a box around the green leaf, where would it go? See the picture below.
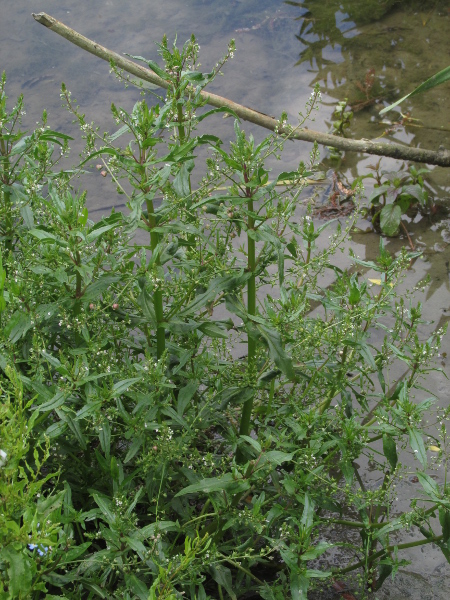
[373,563,393,591]
[339,460,354,485]
[380,66,450,114]
[82,275,121,301]
[173,161,193,199]
[92,493,116,524]
[77,580,108,598]
[301,493,315,529]
[260,450,294,468]
[210,565,237,600]
[198,321,229,339]
[248,227,280,245]
[37,391,67,413]
[41,129,74,141]
[124,574,149,600]
[124,437,144,463]
[78,146,122,167]
[124,536,146,558]
[215,386,254,409]
[0,546,33,597]
[382,434,398,471]
[374,517,404,540]
[196,106,238,123]
[196,133,223,145]
[177,381,197,416]
[4,311,33,342]
[175,473,249,497]
[29,228,65,246]
[290,572,309,600]
[61,411,88,450]
[178,272,250,316]
[240,435,262,454]
[41,350,69,375]
[37,490,65,518]
[348,282,361,306]
[86,224,116,243]
[78,207,89,226]
[99,420,111,459]
[417,472,439,501]
[257,324,295,380]
[408,427,427,467]
[112,377,141,396]
[137,289,156,324]
[305,569,332,579]
[60,542,92,564]
[20,204,35,228]
[380,204,402,236]
[143,58,168,80]
[300,541,333,561]
[137,521,179,540]
[109,124,130,141]
[368,184,391,204]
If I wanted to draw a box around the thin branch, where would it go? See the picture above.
[32,12,450,167]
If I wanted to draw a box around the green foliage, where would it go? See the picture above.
[361,162,431,236]
[0,35,449,600]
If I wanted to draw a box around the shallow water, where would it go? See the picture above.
[1,0,449,596]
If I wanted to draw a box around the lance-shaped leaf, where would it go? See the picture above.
[175,473,250,497]
[408,427,427,467]
[257,323,295,380]
[382,434,398,471]
[380,66,450,114]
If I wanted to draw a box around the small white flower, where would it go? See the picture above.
[0,449,7,467]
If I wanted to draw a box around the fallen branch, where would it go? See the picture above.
[32,12,450,167]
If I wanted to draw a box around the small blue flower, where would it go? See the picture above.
[28,543,49,556]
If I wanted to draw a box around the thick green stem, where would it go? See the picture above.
[146,196,165,359]
[319,519,387,529]
[238,184,256,450]
[75,251,82,299]
[333,534,443,575]
[176,103,186,144]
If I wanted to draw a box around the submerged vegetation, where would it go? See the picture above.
[0,36,449,600]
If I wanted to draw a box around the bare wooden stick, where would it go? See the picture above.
[32,12,450,167]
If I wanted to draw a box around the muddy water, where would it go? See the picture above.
[1,0,449,597]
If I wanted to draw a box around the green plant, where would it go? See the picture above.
[362,161,431,237]
[0,34,449,600]
[0,362,67,599]
[330,99,353,137]
[327,99,353,160]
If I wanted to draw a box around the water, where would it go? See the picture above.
[1,0,449,596]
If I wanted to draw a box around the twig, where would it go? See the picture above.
[31,13,450,167]
[400,220,415,251]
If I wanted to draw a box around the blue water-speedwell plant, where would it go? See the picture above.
[0,39,449,599]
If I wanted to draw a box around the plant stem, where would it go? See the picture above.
[237,175,256,452]
[320,518,388,529]
[224,557,264,585]
[177,103,185,144]
[146,196,165,360]
[333,534,443,575]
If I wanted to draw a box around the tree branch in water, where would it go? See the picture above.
[32,12,450,167]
